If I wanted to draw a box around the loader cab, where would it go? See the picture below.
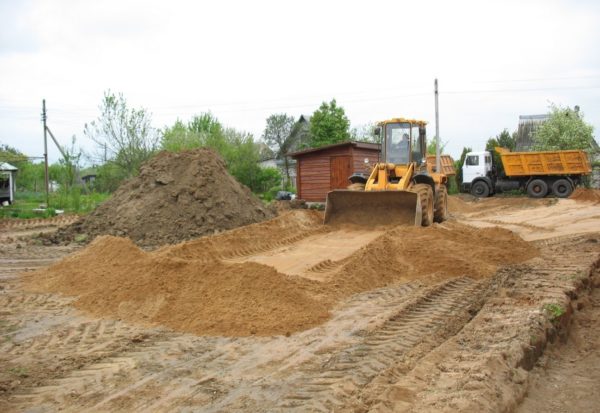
[379,119,427,167]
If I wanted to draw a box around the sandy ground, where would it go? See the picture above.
[452,196,600,241]
[1,196,600,412]
[517,283,600,413]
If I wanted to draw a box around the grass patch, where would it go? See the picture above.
[0,190,110,218]
[543,303,566,322]
[8,366,29,378]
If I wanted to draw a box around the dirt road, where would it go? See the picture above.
[1,196,600,412]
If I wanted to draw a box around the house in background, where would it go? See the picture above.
[0,162,18,204]
[515,114,549,151]
[79,167,98,189]
[516,112,599,187]
[289,141,381,202]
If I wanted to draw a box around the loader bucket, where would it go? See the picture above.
[323,190,422,227]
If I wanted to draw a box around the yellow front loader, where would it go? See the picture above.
[324,118,449,227]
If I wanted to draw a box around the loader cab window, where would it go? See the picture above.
[465,155,479,166]
[485,155,492,165]
[385,122,411,164]
[411,125,423,163]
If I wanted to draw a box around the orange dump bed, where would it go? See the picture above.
[495,147,591,177]
[426,155,456,176]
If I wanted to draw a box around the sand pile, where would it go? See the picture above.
[570,188,600,203]
[55,148,274,246]
[26,210,538,337]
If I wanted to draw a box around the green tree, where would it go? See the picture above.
[54,136,82,191]
[533,104,595,151]
[94,161,127,193]
[161,114,267,193]
[255,167,282,193]
[350,122,379,144]
[262,114,297,185]
[454,146,472,190]
[0,144,28,167]
[427,139,449,155]
[485,129,516,177]
[162,112,227,153]
[84,90,159,179]
[309,99,351,147]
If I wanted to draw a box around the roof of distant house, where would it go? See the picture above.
[0,162,18,171]
[288,141,380,158]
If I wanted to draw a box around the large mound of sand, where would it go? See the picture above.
[26,211,538,337]
[56,148,275,246]
[570,188,600,203]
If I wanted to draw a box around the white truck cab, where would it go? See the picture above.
[461,151,494,196]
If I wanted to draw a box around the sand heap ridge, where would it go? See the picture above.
[56,148,275,246]
[27,210,538,337]
[570,187,600,203]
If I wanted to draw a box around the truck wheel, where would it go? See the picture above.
[527,179,548,198]
[551,179,573,198]
[413,184,434,227]
[434,185,448,223]
[471,181,490,198]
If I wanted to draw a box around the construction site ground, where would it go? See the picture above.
[1,195,600,412]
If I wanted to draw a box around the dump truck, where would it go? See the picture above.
[461,147,592,198]
[324,118,450,227]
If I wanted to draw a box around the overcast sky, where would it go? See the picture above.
[1,0,599,164]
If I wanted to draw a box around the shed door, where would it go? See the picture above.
[330,156,352,190]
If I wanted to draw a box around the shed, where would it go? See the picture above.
[0,162,18,204]
[289,141,381,202]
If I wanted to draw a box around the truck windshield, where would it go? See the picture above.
[385,123,411,164]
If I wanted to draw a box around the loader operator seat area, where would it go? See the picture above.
[386,123,411,164]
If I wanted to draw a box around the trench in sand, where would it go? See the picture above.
[226,228,385,280]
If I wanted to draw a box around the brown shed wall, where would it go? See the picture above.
[295,145,380,202]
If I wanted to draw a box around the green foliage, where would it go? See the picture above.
[533,104,595,152]
[309,99,351,148]
[14,162,45,192]
[262,113,298,185]
[426,139,448,155]
[543,303,566,322]
[0,190,110,218]
[0,144,28,168]
[93,161,127,193]
[255,167,282,193]
[350,123,380,144]
[161,114,267,193]
[161,113,225,152]
[85,90,159,179]
[447,179,459,195]
[454,147,472,189]
[486,129,516,177]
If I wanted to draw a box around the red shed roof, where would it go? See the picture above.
[288,141,380,158]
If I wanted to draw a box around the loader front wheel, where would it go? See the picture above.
[347,182,366,191]
[434,185,448,223]
[413,184,434,227]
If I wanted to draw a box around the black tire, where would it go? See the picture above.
[347,182,365,191]
[551,178,573,198]
[434,185,448,223]
[471,181,490,198]
[413,183,434,227]
[527,179,548,198]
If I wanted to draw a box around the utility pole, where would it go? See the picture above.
[42,99,49,207]
[434,79,441,174]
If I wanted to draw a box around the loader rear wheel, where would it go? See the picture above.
[413,184,434,227]
[434,185,448,223]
